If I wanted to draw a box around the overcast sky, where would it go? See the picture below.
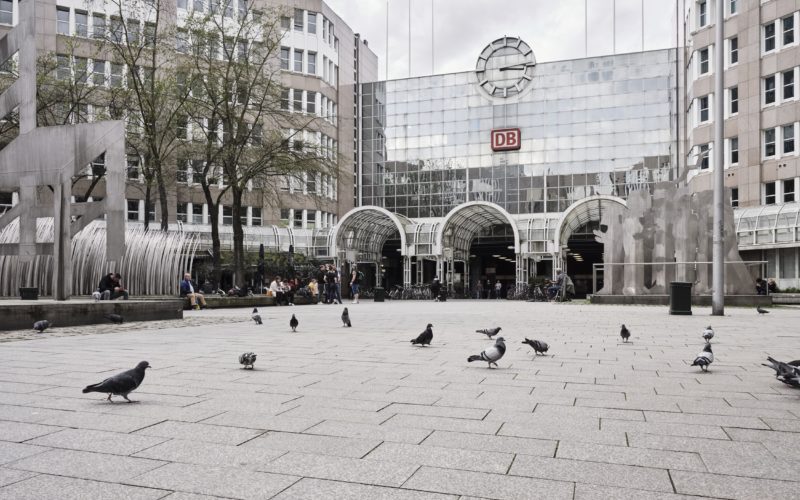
[325,0,679,80]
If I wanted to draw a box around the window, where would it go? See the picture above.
[177,203,188,223]
[192,204,203,224]
[293,49,303,72]
[765,22,776,52]
[192,160,205,183]
[176,115,188,139]
[74,57,88,84]
[306,91,316,114]
[699,143,710,169]
[147,204,156,222]
[698,1,707,28]
[251,207,262,227]
[293,209,303,228]
[698,47,709,75]
[308,12,317,34]
[294,8,303,31]
[222,206,232,225]
[784,179,796,203]
[177,0,187,9]
[765,128,777,157]
[280,89,290,110]
[110,16,123,43]
[784,15,795,46]
[731,187,739,208]
[765,75,776,105]
[75,10,88,37]
[308,51,316,74]
[93,14,106,39]
[92,60,106,86]
[730,136,739,165]
[110,63,123,87]
[57,7,70,35]
[0,192,12,214]
[306,174,316,194]
[280,47,289,70]
[784,70,795,100]
[176,160,188,182]
[280,208,290,226]
[237,40,248,61]
[293,90,303,112]
[0,0,12,25]
[783,124,795,154]
[127,155,140,179]
[699,95,710,123]
[127,199,140,220]
[729,0,737,15]
[144,22,156,46]
[764,182,777,205]
[56,55,70,81]
[729,37,738,65]
[730,86,738,115]
[193,0,204,11]
[280,16,290,30]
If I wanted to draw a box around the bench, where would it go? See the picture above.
[183,294,318,310]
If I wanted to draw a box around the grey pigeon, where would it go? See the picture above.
[620,324,630,343]
[411,324,433,346]
[33,320,50,332]
[468,337,506,368]
[252,307,258,314]
[757,306,769,314]
[105,313,124,324]
[239,352,257,370]
[763,357,800,387]
[252,312,262,325]
[522,338,549,355]
[82,361,150,402]
[341,307,352,327]
[702,326,714,343]
[691,344,714,372]
[289,314,298,332]
[476,327,501,339]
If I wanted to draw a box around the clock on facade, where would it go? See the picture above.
[475,37,536,98]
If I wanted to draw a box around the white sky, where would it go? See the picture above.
[325,0,680,80]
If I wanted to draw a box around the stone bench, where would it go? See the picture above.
[770,293,800,305]
[182,294,318,309]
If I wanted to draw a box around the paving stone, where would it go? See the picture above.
[627,432,772,456]
[26,428,168,455]
[365,442,513,474]
[600,419,728,439]
[271,477,459,500]
[305,420,432,444]
[0,404,71,424]
[381,414,502,435]
[199,411,320,432]
[133,420,263,445]
[0,421,62,443]
[642,411,770,429]
[380,403,490,420]
[6,448,165,482]
[556,441,706,471]
[498,422,626,446]
[671,470,800,499]
[242,431,381,458]
[133,438,285,469]
[402,466,573,500]
[0,467,37,488]
[278,405,390,425]
[0,442,49,465]
[573,483,719,500]
[259,451,420,487]
[0,473,168,500]
[421,430,556,457]
[35,411,163,433]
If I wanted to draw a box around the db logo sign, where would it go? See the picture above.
[491,128,521,152]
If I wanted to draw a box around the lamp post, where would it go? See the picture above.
[712,2,725,315]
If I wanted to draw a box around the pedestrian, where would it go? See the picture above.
[494,280,502,300]
[430,277,441,301]
[475,280,483,299]
[350,267,361,304]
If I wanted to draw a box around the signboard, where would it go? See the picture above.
[491,128,521,152]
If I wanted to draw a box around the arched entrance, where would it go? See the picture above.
[332,206,411,290]
[555,196,626,297]
[438,202,520,298]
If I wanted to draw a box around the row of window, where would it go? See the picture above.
[56,6,156,46]
[278,208,337,229]
[278,171,338,200]
[176,0,248,19]
[695,0,738,30]
[176,203,262,226]
[696,136,739,170]
[764,67,799,107]
[283,128,338,163]
[279,88,337,123]
[56,55,125,88]
[696,123,798,170]
[762,178,800,206]
[280,8,338,50]
[279,46,338,86]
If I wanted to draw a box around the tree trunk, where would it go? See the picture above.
[143,181,152,231]
[231,187,245,287]
[201,182,222,287]
[155,161,169,231]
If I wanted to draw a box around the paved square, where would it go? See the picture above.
[1,300,799,499]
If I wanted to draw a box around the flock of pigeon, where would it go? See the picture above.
[66,303,800,403]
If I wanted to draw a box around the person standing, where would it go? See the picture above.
[350,267,360,304]
[334,265,343,304]
[180,273,206,309]
[430,277,441,301]
[494,280,502,300]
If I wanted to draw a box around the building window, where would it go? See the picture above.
[731,187,739,208]
[127,199,140,221]
[765,75,776,105]
[306,174,316,194]
[698,47,709,75]
[0,0,12,25]
[192,204,203,224]
[176,115,188,139]
[110,63,123,88]
[293,209,303,228]
[93,14,106,39]
[308,51,316,75]
[728,0,737,15]
[783,124,795,154]
[765,128,777,157]
[75,10,88,37]
[280,89,290,110]
[280,16,290,30]
[251,207,262,227]
[784,15,795,46]
[56,54,71,81]
[729,37,738,65]
[280,208,290,226]
[92,60,106,86]
[176,160,188,182]
[765,22,776,52]
[729,86,738,115]
[126,155,140,180]
[306,91,316,114]
[177,0,187,9]
[698,1,707,28]
[730,136,739,165]
[177,203,188,223]
[764,182,777,205]
[699,143,710,169]
[222,206,232,225]
[293,90,303,112]
[294,8,303,31]
[785,179,796,203]
[280,47,289,70]
[308,12,317,34]
[699,95,710,123]
[293,49,303,72]
[57,7,70,35]
[784,70,795,100]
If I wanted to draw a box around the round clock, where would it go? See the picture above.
[475,37,536,98]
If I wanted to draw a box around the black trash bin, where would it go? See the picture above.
[669,281,692,315]
[19,287,39,300]
[373,287,385,302]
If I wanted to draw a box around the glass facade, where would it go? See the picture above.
[361,49,678,219]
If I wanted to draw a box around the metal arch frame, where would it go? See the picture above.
[331,205,411,261]
[554,195,628,252]
[436,201,521,258]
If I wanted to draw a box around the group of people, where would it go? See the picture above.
[755,277,779,295]
[95,272,129,301]
[268,276,302,306]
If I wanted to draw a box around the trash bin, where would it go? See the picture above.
[373,287,385,302]
[669,281,692,315]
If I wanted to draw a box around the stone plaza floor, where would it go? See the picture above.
[1,299,799,499]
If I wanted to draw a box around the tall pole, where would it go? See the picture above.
[386,0,389,80]
[612,0,616,53]
[431,0,434,74]
[408,0,412,77]
[712,1,725,315]
[585,0,588,57]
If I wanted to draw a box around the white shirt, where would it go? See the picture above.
[270,280,279,293]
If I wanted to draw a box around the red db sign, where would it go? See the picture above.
[491,128,521,151]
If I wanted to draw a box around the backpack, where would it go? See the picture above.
[357,270,365,282]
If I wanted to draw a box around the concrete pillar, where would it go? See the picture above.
[52,180,72,300]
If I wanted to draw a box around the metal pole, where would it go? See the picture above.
[585,0,588,57]
[386,0,389,80]
[612,0,616,54]
[712,1,725,315]
[431,0,434,74]
[408,0,411,78]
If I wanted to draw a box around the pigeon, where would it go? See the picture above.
[410,324,433,346]
[105,313,124,324]
[33,320,50,332]
[522,338,549,355]
[289,314,298,332]
[341,307,352,327]
[762,357,800,387]
[252,307,258,314]
[691,344,714,372]
[757,306,770,314]
[620,324,630,343]
[476,327,501,339]
[468,337,506,368]
[251,311,262,325]
[702,326,714,343]
[239,352,257,370]
[82,361,150,402]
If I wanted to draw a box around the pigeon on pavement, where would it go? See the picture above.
[289,314,298,332]
[468,337,506,368]
[239,352,257,370]
[341,307,352,327]
[82,361,150,402]
[105,313,124,324]
[33,320,50,332]
[411,324,433,346]
[702,326,714,343]
[757,306,770,314]
[522,338,549,355]
[691,344,714,372]
[763,357,800,387]
[476,327,501,339]
[620,324,631,343]
[252,311,262,325]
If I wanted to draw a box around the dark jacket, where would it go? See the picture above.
[180,279,196,296]
[98,274,114,292]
